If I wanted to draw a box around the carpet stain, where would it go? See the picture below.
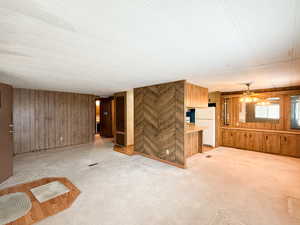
[88,163,99,167]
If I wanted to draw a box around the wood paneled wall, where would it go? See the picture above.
[13,89,95,154]
[220,87,300,157]
[221,96,284,130]
[221,89,300,132]
[208,91,221,146]
[134,81,185,166]
[126,90,134,146]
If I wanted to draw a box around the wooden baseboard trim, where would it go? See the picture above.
[113,145,135,156]
[14,141,94,156]
[133,151,186,169]
[114,145,186,168]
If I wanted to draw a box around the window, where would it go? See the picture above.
[255,103,280,120]
[291,95,300,129]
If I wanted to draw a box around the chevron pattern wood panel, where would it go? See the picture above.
[143,85,160,158]
[134,81,185,166]
[134,88,144,153]
[157,83,176,161]
[175,81,185,164]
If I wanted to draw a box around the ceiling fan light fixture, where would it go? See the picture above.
[239,83,260,103]
[239,96,259,103]
[257,100,271,105]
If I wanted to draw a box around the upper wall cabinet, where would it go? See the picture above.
[185,83,208,108]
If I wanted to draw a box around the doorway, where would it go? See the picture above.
[95,97,114,138]
[95,99,100,134]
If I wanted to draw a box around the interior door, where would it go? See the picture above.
[100,97,113,137]
[0,83,13,183]
[115,94,126,145]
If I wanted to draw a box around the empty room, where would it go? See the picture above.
[0,1,300,225]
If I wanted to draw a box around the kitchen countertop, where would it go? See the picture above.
[185,123,207,134]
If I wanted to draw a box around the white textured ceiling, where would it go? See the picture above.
[0,0,299,95]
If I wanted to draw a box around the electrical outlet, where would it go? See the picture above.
[166,149,169,155]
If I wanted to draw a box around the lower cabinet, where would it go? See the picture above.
[235,131,247,149]
[247,132,263,152]
[185,132,202,158]
[280,134,300,157]
[235,131,263,151]
[222,129,300,157]
[262,133,281,154]
[222,130,236,147]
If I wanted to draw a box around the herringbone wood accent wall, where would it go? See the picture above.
[13,89,95,154]
[134,81,185,166]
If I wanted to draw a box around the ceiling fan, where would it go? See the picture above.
[239,82,260,103]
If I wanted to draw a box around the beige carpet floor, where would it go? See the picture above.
[1,137,300,225]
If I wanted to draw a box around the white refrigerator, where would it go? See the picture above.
[195,107,216,147]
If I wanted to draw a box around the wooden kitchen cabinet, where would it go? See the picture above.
[235,131,247,149]
[222,129,236,147]
[246,132,263,152]
[223,130,262,151]
[185,83,208,108]
[185,131,202,157]
[263,133,281,154]
[280,134,300,157]
[221,128,300,157]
